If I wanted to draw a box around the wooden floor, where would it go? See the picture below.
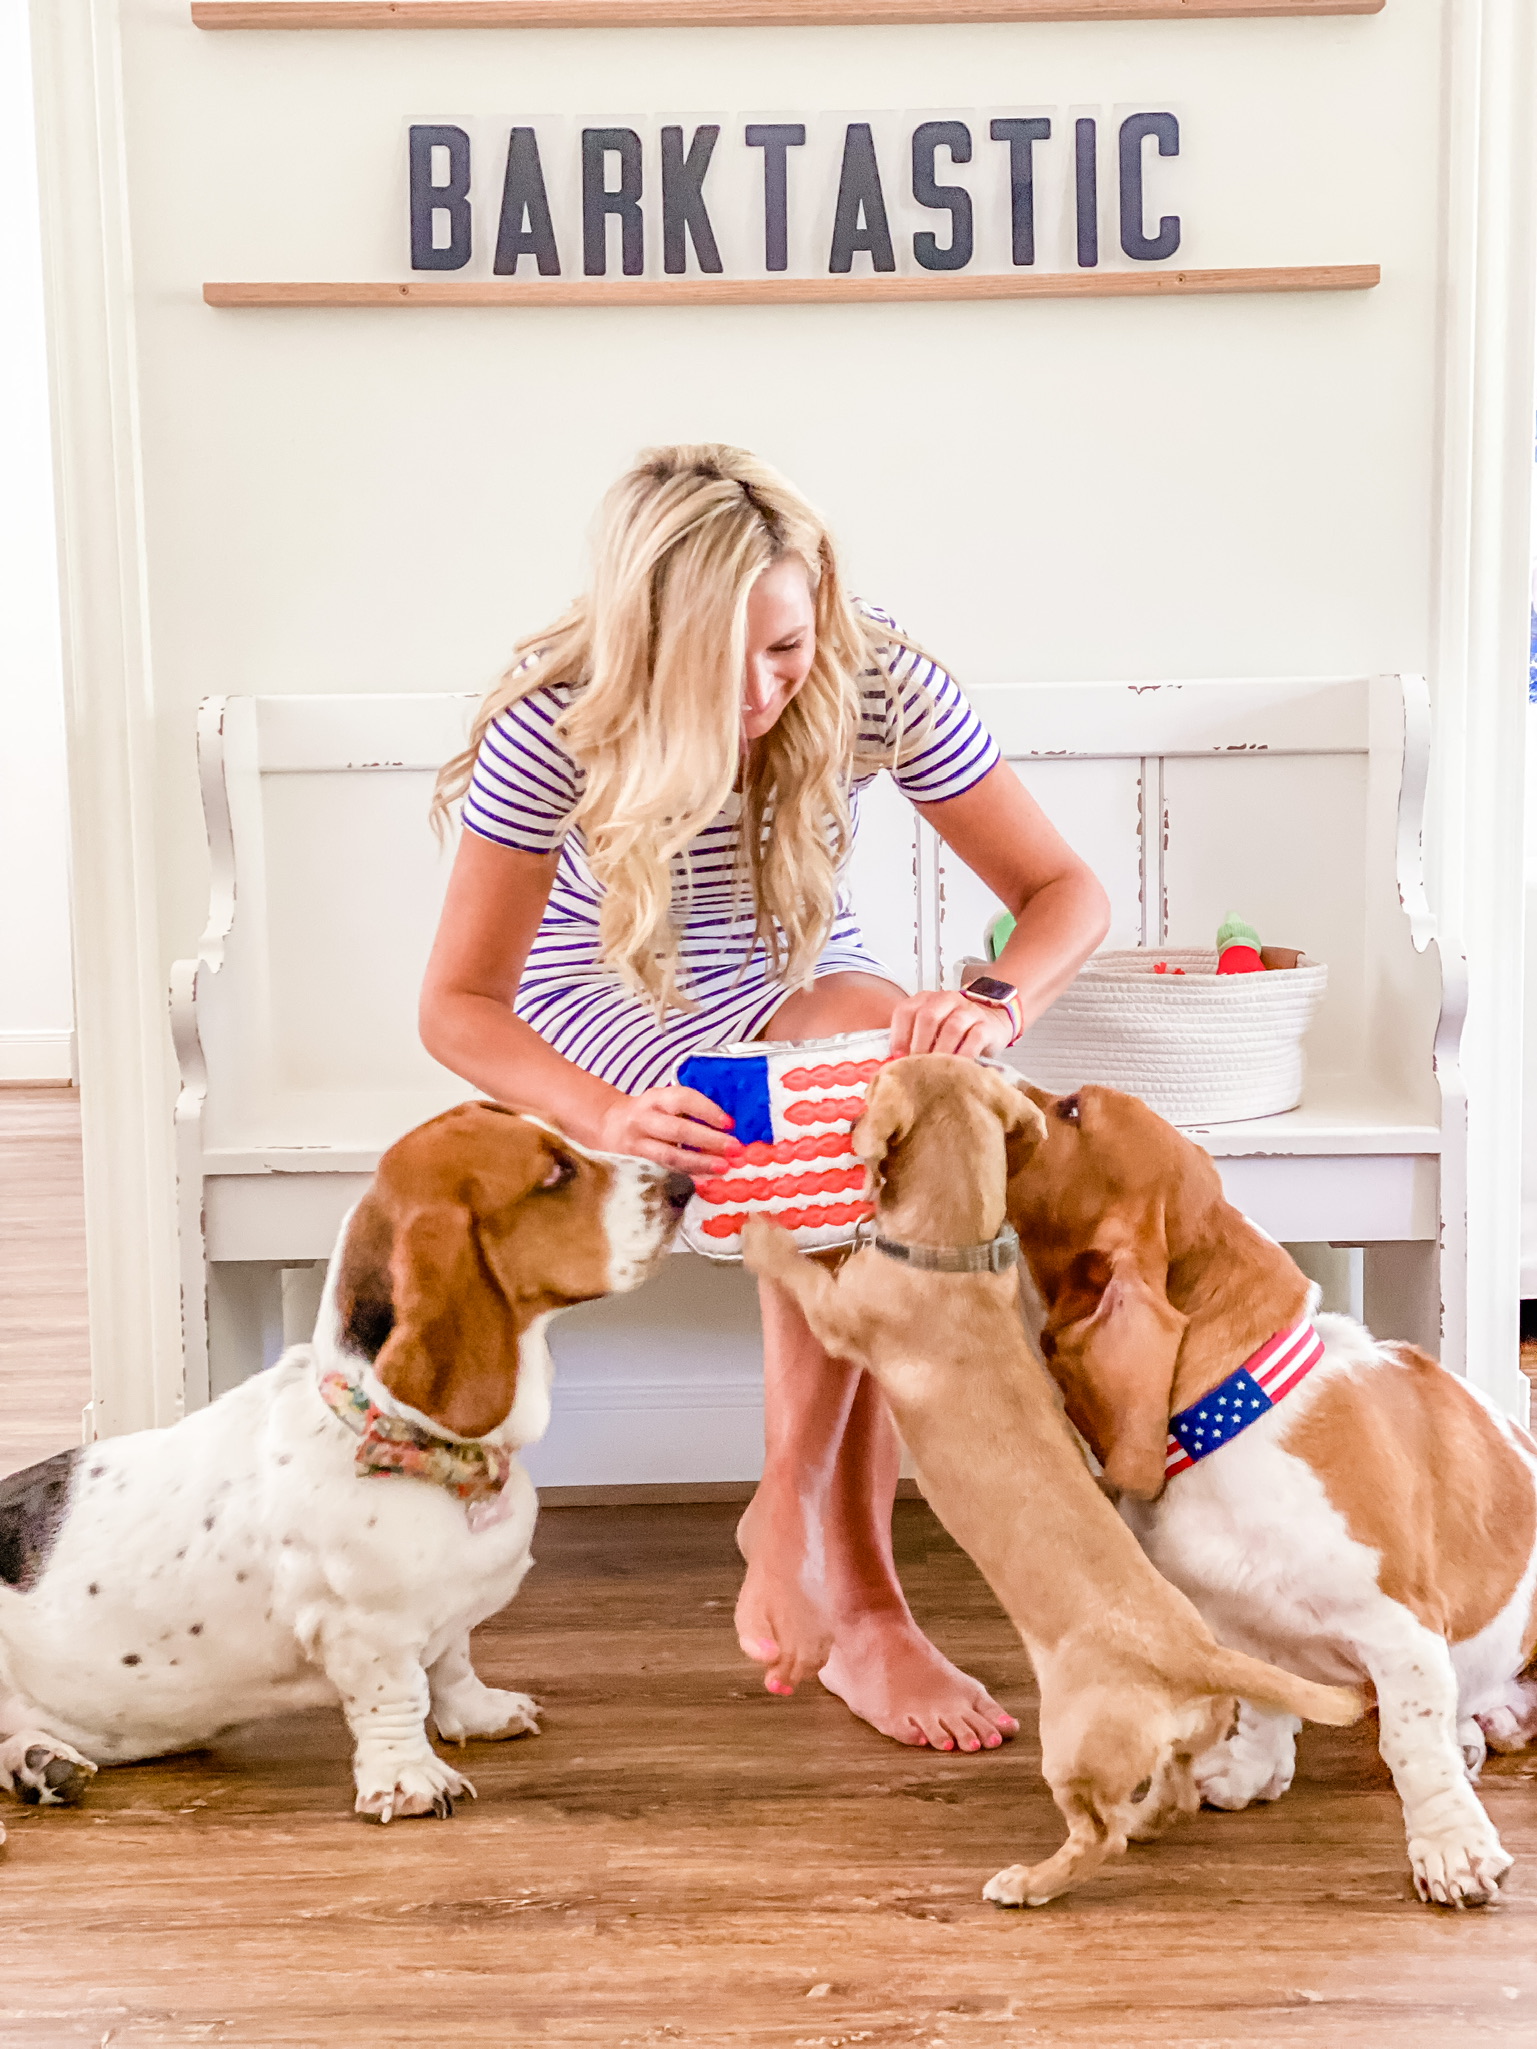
[3,1093,1537,2044]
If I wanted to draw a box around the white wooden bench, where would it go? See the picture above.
[170,673,1457,1487]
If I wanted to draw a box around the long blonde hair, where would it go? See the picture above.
[433,444,929,1013]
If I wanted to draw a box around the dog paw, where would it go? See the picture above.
[1195,1750,1294,1811]
[0,1734,97,1808]
[982,1863,1052,1909]
[740,1218,796,1276]
[1476,1680,1537,1755]
[433,1688,541,1745]
[1456,1718,1487,1780]
[1409,1823,1512,1907]
[354,1755,476,1824]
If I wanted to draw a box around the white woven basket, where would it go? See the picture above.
[1013,948,1328,1124]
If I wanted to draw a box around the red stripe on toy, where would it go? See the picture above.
[780,1058,886,1091]
[694,1165,866,1205]
[700,1200,875,1239]
[783,1094,867,1126]
[732,1132,849,1167]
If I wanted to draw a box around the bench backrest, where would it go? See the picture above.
[171,673,1439,1166]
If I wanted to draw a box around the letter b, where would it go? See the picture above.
[409,125,472,272]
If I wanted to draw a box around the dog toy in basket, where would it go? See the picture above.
[676,1029,890,1259]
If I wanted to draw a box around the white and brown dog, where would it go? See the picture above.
[0,1102,690,1847]
[1006,1080,1537,1908]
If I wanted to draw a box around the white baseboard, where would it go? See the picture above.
[0,1028,75,1082]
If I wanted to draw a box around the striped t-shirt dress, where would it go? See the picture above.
[461,605,1001,1093]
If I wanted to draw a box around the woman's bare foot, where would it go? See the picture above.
[735,1493,835,1695]
[818,1610,1018,1752]
[737,1491,1017,1746]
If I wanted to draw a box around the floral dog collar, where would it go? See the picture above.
[319,1369,513,1506]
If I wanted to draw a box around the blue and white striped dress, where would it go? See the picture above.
[461,606,1001,1093]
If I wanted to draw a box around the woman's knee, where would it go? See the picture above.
[761,972,904,1041]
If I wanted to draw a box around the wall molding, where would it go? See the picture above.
[0,1030,76,1083]
[204,266,1380,309]
[1425,0,1537,1412]
[30,0,185,1436]
[191,0,1388,27]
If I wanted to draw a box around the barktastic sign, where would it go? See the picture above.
[404,111,1185,280]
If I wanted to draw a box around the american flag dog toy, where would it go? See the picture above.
[676,1029,891,1259]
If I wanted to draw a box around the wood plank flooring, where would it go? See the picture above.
[3,1501,1535,2047]
[2,1093,1536,2044]
[0,1086,90,1479]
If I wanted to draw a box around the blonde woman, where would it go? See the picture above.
[422,446,1109,1753]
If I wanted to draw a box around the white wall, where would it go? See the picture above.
[0,0,73,1082]
[29,0,1536,1430]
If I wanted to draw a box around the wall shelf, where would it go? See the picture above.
[204,264,1380,306]
[191,1,1387,28]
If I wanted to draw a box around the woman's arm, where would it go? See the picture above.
[419,830,738,1173]
[891,760,1110,1058]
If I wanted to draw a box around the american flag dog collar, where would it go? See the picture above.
[676,1028,890,1259]
[1163,1315,1326,1478]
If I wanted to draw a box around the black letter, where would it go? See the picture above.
[661,125,723,275]
[745,123,805,273]
[1074,117,1098,269]
[582,128,643,277]
[989,117,1051,268]
[1119,112,1180,262]
[911,121,973,273]
[829,124,895,275]
[493,128,560,276]
[409,125,471,272]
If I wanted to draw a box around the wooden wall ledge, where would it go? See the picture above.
[191,1,1387,29]
[204,265,1380,306]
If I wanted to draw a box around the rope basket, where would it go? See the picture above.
[1013,948,1328,1124]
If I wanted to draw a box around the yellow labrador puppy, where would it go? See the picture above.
[742,1056,1360,1908]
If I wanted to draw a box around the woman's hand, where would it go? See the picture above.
[595,1083,742,1175]
[888,989,1014,1060]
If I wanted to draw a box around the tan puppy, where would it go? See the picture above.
[742,1056,1360,1908]
[1004,1079,1537,1908]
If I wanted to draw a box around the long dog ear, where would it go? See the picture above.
[369,1200,523,1438]
[981,1067,1049,1177]
[853,1065,913,1167]
[1042,1214,1188,1500]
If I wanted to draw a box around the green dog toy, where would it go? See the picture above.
[1215,914,1266,976]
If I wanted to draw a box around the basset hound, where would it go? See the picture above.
[742,1057,1360,1908]
[0,1103,690,1847]
[1006,1080,1537,1908]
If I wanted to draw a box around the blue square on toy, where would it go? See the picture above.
[677,1052,774,1146]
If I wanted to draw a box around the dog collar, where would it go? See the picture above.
[1164,1315,1325,1478]
[872,1223,1020,1275]
[318,1369,513,1506]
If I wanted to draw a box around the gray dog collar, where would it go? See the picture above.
[871,1223,1020,1275]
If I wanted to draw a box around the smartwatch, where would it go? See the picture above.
[965,976,1025,1047]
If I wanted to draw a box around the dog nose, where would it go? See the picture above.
[663,1171,694,1211]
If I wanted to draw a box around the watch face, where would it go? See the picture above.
[968,977,1017,1003]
